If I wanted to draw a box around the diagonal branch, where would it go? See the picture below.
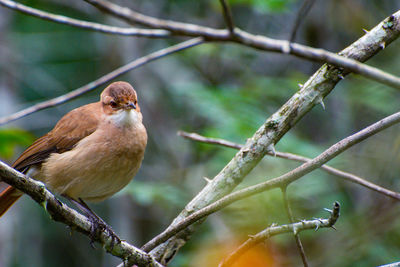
[289,0,317,42]
[219,202,340,267]
[0,161,163,267]
[145,11,400,264]
[177,131,400,201]
[0,0,169,37]
[142,111,400,254]
[85,0,400,90]
[0,37,203,126]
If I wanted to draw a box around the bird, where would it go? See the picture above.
[0,81,147,237]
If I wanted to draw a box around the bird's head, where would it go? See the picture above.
[100,81,142,125]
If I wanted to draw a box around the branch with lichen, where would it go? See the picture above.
[0,161,163,267]
[141,111,400,254]
[144,10,400,263]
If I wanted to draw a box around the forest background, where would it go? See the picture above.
[0,0,400,266]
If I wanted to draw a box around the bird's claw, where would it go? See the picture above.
[87,214,121,251]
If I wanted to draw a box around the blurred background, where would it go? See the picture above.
[1,0,400,266]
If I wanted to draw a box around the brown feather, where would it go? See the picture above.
[12,102,102,171]
[0,186,22,217]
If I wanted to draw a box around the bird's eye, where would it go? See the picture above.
[110,101,118,108]
[134,100,137,105]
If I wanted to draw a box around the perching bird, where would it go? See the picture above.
[0,81,147,230]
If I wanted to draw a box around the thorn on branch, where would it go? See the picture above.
[323,208,333,214]
[203,177,212,183]
[317,97,325,110]
[248,234,257,239]
[241,148,250,157]
[267,144,276,157]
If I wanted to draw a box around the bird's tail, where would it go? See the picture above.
[0,186,22,217]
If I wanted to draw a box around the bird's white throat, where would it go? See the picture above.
[108,109,140,127]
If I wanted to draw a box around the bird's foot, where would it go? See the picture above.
[87,214,121,250]
[68,197,121,250]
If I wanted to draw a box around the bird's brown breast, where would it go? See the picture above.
[39,109,147,202]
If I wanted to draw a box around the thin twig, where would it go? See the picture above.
[289,0,317,42]
[177,131,400,201]
[84,0,228,37]
[142,111,400,252]
[85,1,400,90]
[219,0,235,34]
[282,187,309,267]
[0,0,169,37]
[219,202,340,267]
[0,37,203,126]
[177,131,242,149]
[0,161,163,267]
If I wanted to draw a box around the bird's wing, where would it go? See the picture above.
[12,102,102,172]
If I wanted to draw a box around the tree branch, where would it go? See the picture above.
[84,0,228,38]
[177,131,400,201]
[145,11,400,263]
[85,0,400,90]
[0,37,203,126]
[289,0,317,42]
[379,262,400,267]
[281,187,309,267]
[142,111,400,255]
[219,202,340,267]
[177,131,241,149]
[0,161,163,267]
[219,0,235,34]
[0,0,170,37]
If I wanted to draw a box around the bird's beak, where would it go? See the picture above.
[124,102,137,110]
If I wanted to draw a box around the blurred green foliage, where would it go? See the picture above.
[0,0,400,267]
[229,0,295,12]
[0,128,34,159]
